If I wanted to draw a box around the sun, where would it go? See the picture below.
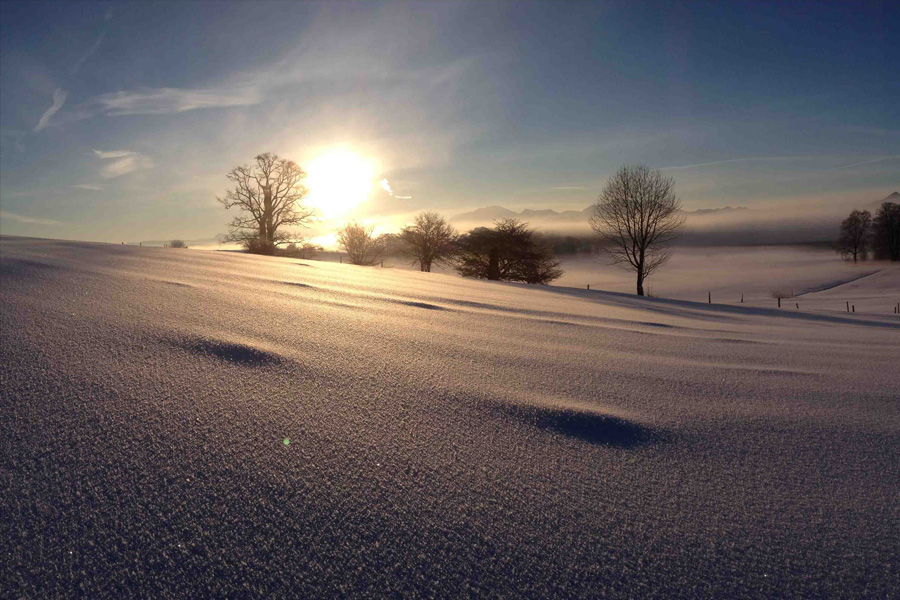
[306,149,376,219]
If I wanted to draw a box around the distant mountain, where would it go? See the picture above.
[861,191,899,209]
[449,205,518,222]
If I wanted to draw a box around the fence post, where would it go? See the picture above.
[778,297,781,308]
[587,284,590,290]
[852,305,855,313]
[846,301,849,312]
[741,294,743,303]
[708,292,711,304]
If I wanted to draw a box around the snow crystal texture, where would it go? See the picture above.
[2,236,899,598]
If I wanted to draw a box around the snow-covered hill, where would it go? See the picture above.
[2,236,898,598]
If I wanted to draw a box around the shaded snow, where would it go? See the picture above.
[2,236,899,598]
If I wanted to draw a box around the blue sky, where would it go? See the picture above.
[1,0,898,243]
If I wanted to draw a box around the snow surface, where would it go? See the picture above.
[2,236,899,598]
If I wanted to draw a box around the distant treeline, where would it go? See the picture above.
[835,202,900,262]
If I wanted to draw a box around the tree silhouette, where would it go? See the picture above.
[455,219,562,284]
[337,222,385,266]
[399,212,458,272]
[590,164,684,296]
[218,153,314,254]
[835,209,871,262]
[872,202,900,261]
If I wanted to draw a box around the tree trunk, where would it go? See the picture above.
[263,186,275,246]
[487,248,500,280]
[636,252,645,296]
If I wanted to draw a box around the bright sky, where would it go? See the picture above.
[1,1,898,243]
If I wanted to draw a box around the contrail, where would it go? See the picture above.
[824,155,900,172]
[658,156,817,171]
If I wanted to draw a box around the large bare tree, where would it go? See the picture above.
[218,153,314,254]
[872,202,900,262]
[337,221,386,266]
[836,209,871,262]
[590,165,684,295]
[398,211,458,272]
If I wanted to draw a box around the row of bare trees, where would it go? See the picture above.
[218,153,685,293]
[335,214,563,284]
[836,203,900,262]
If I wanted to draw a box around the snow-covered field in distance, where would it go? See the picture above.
[357,244,900,313]
[553,246,900,310]
[2,235,898,598]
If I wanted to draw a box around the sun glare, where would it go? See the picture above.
[306,149,375,219]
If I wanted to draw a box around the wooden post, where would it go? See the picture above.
[846,301,850,312]
[852,305,855,313]
[741,294,743,303]
[777,297,781,308]
[708,292,711,304]
[587,284,590,290]
[796,303,799,309]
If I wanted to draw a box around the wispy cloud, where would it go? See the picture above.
[34,88,68,131]
[71,183,103,191]
[0,210,61,226]
[71,8,113,75]
[93,149,153,179]
[71,30,106,75]
[89,87,261,116]
[93,149,136,159]
[659,156,817,171]
[823,155,900,172]
[379,178,413,200]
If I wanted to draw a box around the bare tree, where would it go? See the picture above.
[169,239,187,248]
[218,153,315,254]
[399,212,458,272]
[337,222,385,266]
[836,209,872,262]
[590,165,685,295]
[872,202,900,261]
[770,289,792,307]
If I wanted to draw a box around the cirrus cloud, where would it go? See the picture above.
[93,149,153,179]
[89,86,262,116]
[34,89,68,132]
